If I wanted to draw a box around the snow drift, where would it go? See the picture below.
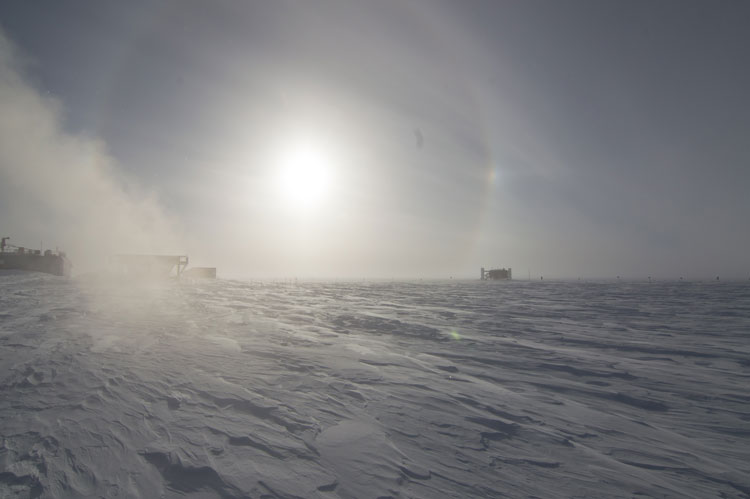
[0,273,748,498]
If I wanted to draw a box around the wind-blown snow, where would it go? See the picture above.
[1,272,748,498]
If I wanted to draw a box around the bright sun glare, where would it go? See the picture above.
[275,140,333,210]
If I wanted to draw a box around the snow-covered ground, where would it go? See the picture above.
[1,272,748,498]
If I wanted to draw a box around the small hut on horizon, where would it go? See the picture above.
[481,267,512,280]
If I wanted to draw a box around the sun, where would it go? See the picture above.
[274,140,334,210]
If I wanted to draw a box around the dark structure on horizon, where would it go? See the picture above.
[0,236,72,277]
[109,254,189,278]
[481,267,512,280]
[183,267,217,279]
[109,254,217,279]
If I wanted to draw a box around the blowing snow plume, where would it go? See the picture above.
[0,30,181,274]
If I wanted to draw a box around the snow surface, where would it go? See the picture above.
[1,272,749,498]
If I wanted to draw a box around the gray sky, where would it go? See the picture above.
[1,0,748,279]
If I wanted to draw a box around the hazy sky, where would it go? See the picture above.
[1,0,748,279]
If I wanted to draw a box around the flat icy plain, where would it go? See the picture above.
[1,272,748,498]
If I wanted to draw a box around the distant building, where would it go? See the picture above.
[109,254,189,278]
[0,236,71,276]
[183,267,217,279]
[107,255,218,280]
[481,267,512,280]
